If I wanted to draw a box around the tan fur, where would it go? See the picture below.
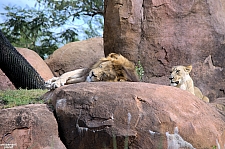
[45,53,139,89]
[169,65,209,102]
[86,53,139,82]
[45,68,89,89]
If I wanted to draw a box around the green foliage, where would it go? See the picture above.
[0,0,104,58]
[36,0,104,17]
[0,6,62,58]
[112,134,117,149]
[124,136,129,149]
[135,60,144,81]
[0,89,48,109]
[36,0,104,39]
[84,16,103,39]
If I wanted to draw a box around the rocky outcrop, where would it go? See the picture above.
[45,37,104,77]
[211,97,225,120]
[0,69,16,90]
[0,104,66,149]
[16,48,54,81]
[49,82,225,149]
[104,0,225,101]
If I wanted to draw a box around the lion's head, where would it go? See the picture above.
[86,53,139,82]
[169,65,192,87]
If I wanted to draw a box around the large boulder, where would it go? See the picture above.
[211,97,225,119]
[0,69,16,90]
[49,82,225,149]
[16,48,54,81]
[45,37,104,77]
[0,104,66,149]
[104,0,225,101]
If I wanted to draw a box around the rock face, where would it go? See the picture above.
[0,69,16,90]
[0,104,66,149]
[104,0,225,101]
[45,37,104,77]
[16,48,54,81]
[50,82,225,149]
[211,97,225,120]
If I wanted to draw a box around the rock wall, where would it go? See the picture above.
[104,0,225,101]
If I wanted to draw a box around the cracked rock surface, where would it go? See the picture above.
[50,82,225,149]
[0,104,66,149]
[104,0,225,101]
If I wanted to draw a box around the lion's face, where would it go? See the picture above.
[86,53,139,82]
[86,60,117,82]
[169,65,192,86]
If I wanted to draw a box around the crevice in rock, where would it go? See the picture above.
[77,109,113,133]
[204,55,223,71]
[76,120,112,133]
[12,127,30,130]
[115,0,123,6]
[162,46,169,63]
[134,96,145,127]
[137,0,145,62]
[1,132,14,144]
[52,109,67,148]
[152,3,169,8]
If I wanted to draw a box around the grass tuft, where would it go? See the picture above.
[0,89,48,109]
[135,60,144,81]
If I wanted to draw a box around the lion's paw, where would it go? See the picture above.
[45,77,66,90]
[51,79,66,89]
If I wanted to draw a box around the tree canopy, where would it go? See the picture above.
[0,0,104,58]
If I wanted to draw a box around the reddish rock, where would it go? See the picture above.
[211,97,225,120]
[45,37,104,77]
[0,69,16,90]
[16,48,54,81]
[49,82,225,149]
[0,104,66,149]
[104,0,225,101]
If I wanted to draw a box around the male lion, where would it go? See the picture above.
[45,53,139,89]
[169,65,209,102]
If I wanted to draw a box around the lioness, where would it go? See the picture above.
[169,65,209,102]
[45,53,139,89]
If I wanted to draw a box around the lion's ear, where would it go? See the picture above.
[185,65,192,73]
[107,53,121,61]
[172,66,176,71]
